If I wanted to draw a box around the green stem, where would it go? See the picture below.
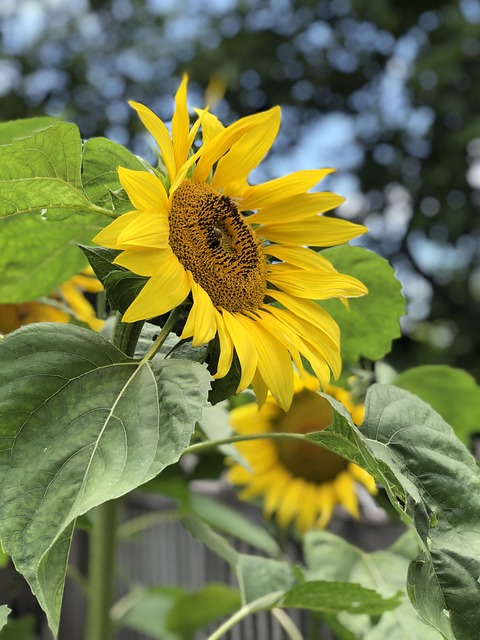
[139,307,181,364]
[183,432,306,456]
[85,499,120,640]
[112,314,144,357]
[271,609,303,640]
[206,592,284,640]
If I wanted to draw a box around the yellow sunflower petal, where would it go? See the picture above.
[212,308,234,379]
[316,484,335,528]
[118,167,169,212]
[128,100,176,183]
[93,210,140,248]
[247,192,345,225]
[348,463,378,495]
[116,209,169,249]
[334,471,359,518]
[264,245,338,272]
[266,290,339,344]
[267,268,368,300]
[221,311,258,393]
[263,470,292,516]
[172,74,190,171]
[180,273,217,346]
[193,108,281,183]
[295,482,320,533]
[229,401,266,434]
[113,248,166,276]
[60,282,102,329]
[239,169,334,211]
[276,479,305,529]
[259,217,367,246]
[250,369,269,407]
[210,106,281,193]
[235,314,294,411]
[69,273,103,293]
[122,254,190,322]
[195,108,225,143]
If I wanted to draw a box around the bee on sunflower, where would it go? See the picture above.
[94,76,367,409]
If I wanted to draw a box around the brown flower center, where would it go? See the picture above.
[169,179,267,313]
[273,389,348,483]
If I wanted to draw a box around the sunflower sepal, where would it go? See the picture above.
[80,245,148,315]
[207,340,242,406]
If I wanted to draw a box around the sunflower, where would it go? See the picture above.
[228,376,377,533]
[93,76,367,409]
[0,267,104,334]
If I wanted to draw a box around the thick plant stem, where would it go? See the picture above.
[85,499,120,640]
[85,314,142,640]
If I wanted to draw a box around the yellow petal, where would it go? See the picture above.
[210,107,281,193]
[195,108,225,143]
[263,471,291,516]
[276,479,304,529]
[316,484,335,528]
[348,463,378,495]
[122,254,190,322]
[69,273,103,293]
[247,192,345,225]
[172,74,190,171]
[235,314,294,411]
[221,311,258,393]
[250,369,269,407]
[334,471,359,518]
[212,308,234,379]
[239,169,334,211]
[93,210,140,248]
[180,273,217,346]
[194,108,281,183]
[266,290,339,344]
[259,217,367,246]
[295,482,319,533]
[113,248,166,276]
[128,100,176,183]
[264,245,338,272]
[116,209,170,249]
[118,167,169,212]
[229,401,265,434]
[267,268,367,300]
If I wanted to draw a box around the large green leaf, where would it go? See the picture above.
[394,365,480,445]
[0,117,59,145]
[0,324,211,636]
[320,246,405,366]
[268,385,480,639]
[0,211,104,302]
[81,137,145,209]
[304,530,442,638]
[0,123,114,301]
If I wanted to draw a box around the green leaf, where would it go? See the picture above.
[116,587,185,640]
[181,514,239,568]
[0,117,59,145]
[0,123,91,217]
[80,245,147,314]
[167,584,241,639]
[81,137,145,209]
[0,324,211,636]
[304,530,442,638]
[0,123,112,301]
[320,246,405,366]
[188,493,281,558]
[290,385,480,639]
[236,555,296,605]
[361,385,480,640]
[0,212,105,302]
[0,608,10,633]
[394,365,480,444]
[280,581,401,615]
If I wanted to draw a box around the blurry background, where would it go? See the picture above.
[1,0,479,379]
[1,1,480,638]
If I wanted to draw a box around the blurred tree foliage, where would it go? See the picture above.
[1,0,479,379]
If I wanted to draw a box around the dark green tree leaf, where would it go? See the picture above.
[320,246,405,366]
[394,365,480,444]
[0,324,211,636]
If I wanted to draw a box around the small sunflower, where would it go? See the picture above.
[93,76,367,409]
[0,268,104,334]
[228,376,377,533]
